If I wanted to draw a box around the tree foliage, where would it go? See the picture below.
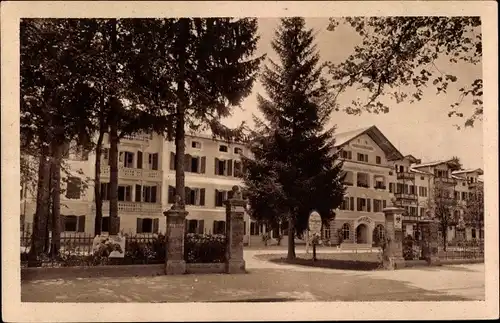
[327,17,482,129]
[464,185,484,228]
[428,181,459,250]
[242,18,346,259]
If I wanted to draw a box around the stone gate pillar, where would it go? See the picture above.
[420,220,441,266]
[225,186,247,274]
[382,206,405,270]
[164,196,188,275]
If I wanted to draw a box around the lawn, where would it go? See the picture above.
[255,252,383,271]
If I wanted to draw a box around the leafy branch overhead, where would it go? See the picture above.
[327,17,482,129]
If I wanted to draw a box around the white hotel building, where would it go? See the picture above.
[21,125,483,246]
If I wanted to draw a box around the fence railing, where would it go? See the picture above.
[438,240,484,260]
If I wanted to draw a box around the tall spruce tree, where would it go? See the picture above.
[242,18,345,259]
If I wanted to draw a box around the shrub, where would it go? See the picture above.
[184,233,226,263]
[403,235,417,260]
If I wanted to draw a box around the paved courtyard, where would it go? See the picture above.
[21,248,485,302]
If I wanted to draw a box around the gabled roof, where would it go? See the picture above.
[409,168,431,175]
[404,154,421,164]
[452,168,484,176]
[411,159,460,169]
[334,125,404,161]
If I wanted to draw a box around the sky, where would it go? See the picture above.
[221,18,484,170]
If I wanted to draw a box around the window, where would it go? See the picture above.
[250,222,259,236]
[420,208,426,217]
[185,187,206,206]
[136,217,159,234]
[183,154,206,174]
[148,153,159,170]
[341,150,352,159]
[117,185,132,201]
[340,197,349,210]
[383,200,387,209]
[169,152,176,170]
[215,189,228,207]
[192,141,202,149]
[234,147,243,154]
[421,176,425,180]
[123,151,134,168]
[389,183,394,193]
[373,199,383,212]
[472,228,476,239]
[461,192,467,200]
[342,223,350,240]
[234,161,243,177]
[409,185,416,195]
[454,191,460,200]
[376,156,381,164]
[214,158,232,176]
[357,198,370,212]
[322,224,331,240]
[357,173,370,188]
[219,145,228,152]
[65,177,82,199]
[357,153,368,162]
[213,221,226,235]
[186,219,205,234]
[168,186,176,204]
[100,183,110,200]
[418,186,428,197]
[409,207,418,216]
[142,185,158,203]
[62,215,85,232]
[101,217,110,233]
[343,171,354,185]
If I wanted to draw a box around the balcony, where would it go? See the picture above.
[122,133,152,142]
[394,193,418,201]
[95,201,163,214]
[402,215,420,222]
[374,184,386,190]
[434,176,456,185]
[357,182,370,188]
[100,165,162,181]
[396,172,415,181]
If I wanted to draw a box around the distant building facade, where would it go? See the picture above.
[20,126,484,246]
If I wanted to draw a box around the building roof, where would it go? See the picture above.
[452,168,484,176]
[411,159,460,169]
[334,125,404,161]
[409,168,431,175]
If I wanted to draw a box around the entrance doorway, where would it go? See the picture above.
[356,224,369,244]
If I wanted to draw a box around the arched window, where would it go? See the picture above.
[342,223,350,240]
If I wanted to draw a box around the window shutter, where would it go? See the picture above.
[350,197,354,211]
[215,158,219,175]
[198,220,205,234]
[213,221,218,235]
[152,153,159,170]
[185,187,191,205]
[357,198,361,211]
[153,218,159,234]
[136,218,143,233]
[137,151,143,169]
[135,185,142,202]
[125,186,131,201]
[200,188,205,206]
[184,154,191,172]
[215,189,219,206]
[77,216,85,233]
[60,216,66,232]
[200,156,206,174]
[168,186,175,204]
[151,186,157,203]
[367,198,371,212]
[227,159,233,176]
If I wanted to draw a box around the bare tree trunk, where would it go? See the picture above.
[443,229,447,251]
[173,18,190,209]
[93,128,105,236]
[108,100,120,235]
[287,217,296,260]
[49,142,62,258]
[108,19,120,235]
[28,146,51,264]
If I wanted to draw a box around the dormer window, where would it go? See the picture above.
[234,147,243,154]
[191,141,202,149]
[219,145,228,153]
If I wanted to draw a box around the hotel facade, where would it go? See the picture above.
[20,126,484,247]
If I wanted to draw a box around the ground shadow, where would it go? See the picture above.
[267,256,381,271]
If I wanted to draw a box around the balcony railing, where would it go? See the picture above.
[402,215,420,222]
[101,165,162,181]
[394,193,418,201]
[396,172,415,181]
[95,201,163,214]
[122,133,152,142]
[434,176,456,185]
[357,182,370,188]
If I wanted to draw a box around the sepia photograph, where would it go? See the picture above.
[1,1,498,322]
